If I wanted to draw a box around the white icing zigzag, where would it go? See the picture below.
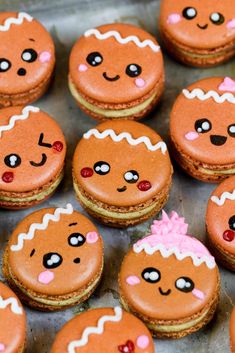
[182,88,235,104]
[0,105,40,138]
[84,28,160,52]
[0,296,23,315]
[133,243,216,269]
[83,128,167,154]
[211,190,235,206]
[11,204,74,252]
[0,12,33,32]
[67,307,122,352]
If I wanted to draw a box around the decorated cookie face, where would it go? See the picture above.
[170,77,235,165]
[51,307,154,353]
[0,282,26,352]
[69,23,163,104]
[120,212,218,320]
[0,105,65,192]
[8,204,103,295]
[207,176,235,255]
[160,0,235,49]
[73,121,172,207]
[0,12,55,94]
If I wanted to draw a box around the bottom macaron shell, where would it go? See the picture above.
[51,307,154,353]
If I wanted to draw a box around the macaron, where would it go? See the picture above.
[69,23,164,120]
[230,307,235,352]
[159,0,235,67]
[0,281,26,352]
[0,105,66,209]
[0,12,55,107]
[170,77,235,182]
[119,211,220,338]
[72,120,173,227]
[3,203,104,311]
[51,306,154,353]
[206,176,235,271]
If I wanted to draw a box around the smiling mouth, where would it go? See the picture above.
[103,72,120,82]
[210,134,227,146]
[159,287,171,296]
[117,186,127,192]
[197,23,208,30]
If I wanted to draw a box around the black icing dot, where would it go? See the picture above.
[124,170,139,183]
[142,267,161,283]
[210,12,225,25]
[229,215,235,231]
[0,58,11,72]
[94,161,110,175]
[228,124,235,137]
[182,7,197,20]
[125,64,142,78]
[4,154,21,168]
[86,52,103,67]
[21,48,38,63]
[68,233,86,247]
[195,119,212,134]
[175,277,194,293]
[43,252,63,269]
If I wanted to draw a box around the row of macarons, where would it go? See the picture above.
[1,205,235,351]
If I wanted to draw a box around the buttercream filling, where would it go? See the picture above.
[68,78,157,118]
[198,166,235,175]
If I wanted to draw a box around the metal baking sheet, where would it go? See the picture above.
[0,0,234,352]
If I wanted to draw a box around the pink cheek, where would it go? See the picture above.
[167,13,182,24]
[86,231,99,243]
[0,343,6,352]
[38,270,54,285]
[192,288,205,300]
[136,335,149,349]
[52,141,64,152]
[80,167,93,178]
[126,275,141,285]
[78,64,88,72]
[39,51,51,63]
[2,172,14,183]
[135,78,146,88]
[185,131,199,141]
[227,18,235,29]
[137,180,152,192]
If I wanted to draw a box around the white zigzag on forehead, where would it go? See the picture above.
[211,190,235,206]
[0,296,23,315]
[133,243,216,269]
[0,105,40,138]
[0,12,33,32]
[83,129,167,154]
[11,204,74,252]
[84,28,160,52]
[67,307,122,352]
[182,88,235,104]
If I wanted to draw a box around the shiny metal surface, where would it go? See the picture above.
[0,0,234,352]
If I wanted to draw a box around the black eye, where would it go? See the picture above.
[125,64,142,78]
[68,233,86,247]
[210,12,224,25]
[124,170,139,183]
[21,48,38,63]
[4,154,21,168]
[182,7,197,20]
[86,52,103,67]
[43,252,63,269]
[175,277,194,292]
[0,58,11,72]
[94,161,110,175]
[229,215,235,231]
[195,119,212,134]
[142,267,161,283]
[228,124,235,137]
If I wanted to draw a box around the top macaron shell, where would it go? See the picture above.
[160,0,235,49]
[170,77,235,165]
[0,12,55,95]
[0,106,66,192]
[69,23,163,105]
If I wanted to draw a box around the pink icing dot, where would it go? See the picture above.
[136,335,149,349]
[167,13,182,24]
[192,288,205,300]
[135,78,145,88]
[126,275,140,286]
[185,131,199,141]
[78,64,88,72]
[227,18,235,29]
[39,51,51,63]
[86,231,99,243]
[38,270,54,284]
[0,343,5,352]
[218,77,235,92]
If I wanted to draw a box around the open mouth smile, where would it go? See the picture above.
[159,287,171,296]
[103,72,120,82]
[197,23,208,30]
[117,186,127,192]
[210,134,227,146]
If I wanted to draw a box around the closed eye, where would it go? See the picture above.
[38,133,52,148]
[30,153,47,167]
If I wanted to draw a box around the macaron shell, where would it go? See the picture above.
[0,12,55,95]
[160,0,235,49]
[69,23,163,104]
[230,307,235,352]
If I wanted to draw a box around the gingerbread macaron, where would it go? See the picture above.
[230,307,235,352]
[170,77,235,182]
[3,203,104,311]
[0,105,66,209]
[69,23,164,120]
[159,0,235,67]
[0,12,55,107]
[72,120,172,227]
[51,306,154,353]
[0,281,26,352]
[206,175,235,271]
[119,211,220,338]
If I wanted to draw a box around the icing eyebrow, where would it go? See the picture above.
[30,249,35,257]
[38,133,52,148]
[29,38,35,42]
[69,222,78,227]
